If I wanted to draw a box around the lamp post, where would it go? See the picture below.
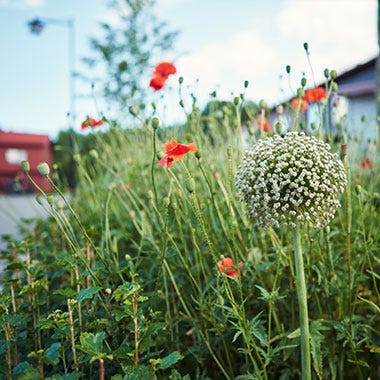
[28,17,76,129]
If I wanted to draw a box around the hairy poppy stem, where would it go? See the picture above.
[292,224,311,380]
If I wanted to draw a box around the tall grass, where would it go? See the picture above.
[0,83,379,379]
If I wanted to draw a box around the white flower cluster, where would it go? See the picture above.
[235,132,347,229]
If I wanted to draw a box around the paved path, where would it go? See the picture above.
[0,195,48,248]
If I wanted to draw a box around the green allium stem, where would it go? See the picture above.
[292,224,311,380]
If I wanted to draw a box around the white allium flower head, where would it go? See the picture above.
[235,132,346,229]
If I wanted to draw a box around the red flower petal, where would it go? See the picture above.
[155,62,176,78]
[149,75,167,91]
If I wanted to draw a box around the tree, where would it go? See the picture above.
[84,0,178,115]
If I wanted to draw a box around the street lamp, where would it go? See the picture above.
[28,17,76,129]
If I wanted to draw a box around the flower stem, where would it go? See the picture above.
[292,224,311,380]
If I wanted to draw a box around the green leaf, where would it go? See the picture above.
[310,321,324,380]
[77,332,105,356]
[44,342,61,366]
[248,312,267,347]
[77,286,101,302]
[156,351,184,370]
[287,328,300,339]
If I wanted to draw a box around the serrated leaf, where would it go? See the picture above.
[53,288,77,298]
[77,286,101,302]
[77,332,105,356]
[310,321,324,380]
[232,330,242,343]
[156,351,184,370]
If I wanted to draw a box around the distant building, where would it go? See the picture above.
[270,57,378,141]
[0,131,53,193]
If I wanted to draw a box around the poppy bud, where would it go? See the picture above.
[286,65,291,74]
[157,151,165,160]
[129,106,139,117]
[244,80,249,88]
[259,99,267,109]
[73,154,81,163]
[152,117,159,130]
[171,201,177,209]
[195,150,201,159]
[179,100,184,108]
[56,199,64,210]
[330,70,337,80]
[227,146,233,157]
[210,90,217,98]
[105,288,112,295]
[20,160,30,173]
[275,122,282,134]
[125,254,132,261]
[129,210,136,219]
[178,76,184,84]
[185,178,195,193]
[37,162,50,176]
[53,163,58,170]
[301,77,307,87]
[233,97,240,106]
[303,42,309,51]
[47,194,54,206]
[310,122,317,130]
[324,68,329,78]
[146,190,154,200]
[163,197,170,207]
[89,149,98,160]
[36,195,44,205]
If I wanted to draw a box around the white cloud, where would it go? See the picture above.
[0,0,44,7]
[276,0,377,77]
[177,30,278,102]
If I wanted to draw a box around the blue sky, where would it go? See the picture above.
[0,0,377,139]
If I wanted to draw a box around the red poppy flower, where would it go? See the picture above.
[255,118,271,132]
[149,62,177,91]
[81,117,104,130]
[157,138,197,168]
[360,158,373,169]
[149,75,167,91]
[304,87,327,103]
[290,98,309,113]
[154,62,176,78]
[217,257,243,278]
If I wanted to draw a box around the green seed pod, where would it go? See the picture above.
[330,70,337,80]
[146,190,154,200]
[152,117,159,130]
[37,162,50,176]
[56,199,64,210]
[233,96,240,106]
[301,77,307,87]
[286,65,291,74]
[185,178,196,193]
[20,160,30,173]
[195,150,202,159]
[89,149,98,160]
[303,42,309,51]
[73,154,81,163]
[323,68,329,78]
[179,100,184,108]
[275,122,282,134]
[310,122,317,130]
[244,80,249,88]
[163,197,170,207]
[178,76,184,84]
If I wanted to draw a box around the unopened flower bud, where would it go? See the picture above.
[105,288,112,295]
[331,82,338,92]
[56,199,64,210]
[195,150,201,159]
[330,70,337,80]
[157,151,165,160]
[324,68,329,78]
[301,77,307,87]
[146,190,154,200]
[129,106,139,117]
[73,154,81,163]
[125,254,132,261]
[185,178,195,193]
[233,97,240,106]
[303,42,309,51]
[310,122,317,130]
[89,149,98,160]
[20,160,30,173]
[47,194,54,206]
[178,76,184,84]
[152,117,159,130]
[163,197,170,207]
[36,195,44,205]
[244,80,249,88]
[37,162,50,176]
[275,122,282,134]
[286,65,291,74]
[179,100,184,108]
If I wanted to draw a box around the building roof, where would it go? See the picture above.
[0,131,51,148]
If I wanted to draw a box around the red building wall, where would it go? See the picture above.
[0,131,53,193]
